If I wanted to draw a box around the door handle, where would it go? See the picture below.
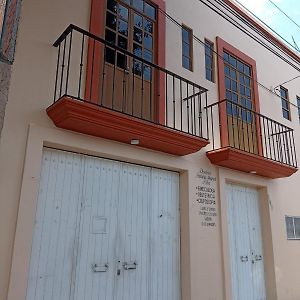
[240,256,248,262]
[255,255,263,261]
[92,263,108,272]
[123,261,137,270]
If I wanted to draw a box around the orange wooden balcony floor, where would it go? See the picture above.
[47,96,209,156]
[206,147,297,179]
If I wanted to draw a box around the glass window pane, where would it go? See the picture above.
[240,85,245,95]
[105,29,116,44]
[232,93,238,102]
[282,99,288,109]
[241,97,246,107]
[106,11,117,30]
[105,47,115,64]
[145,2,156,19]
[239,74,245,85]
[232,81,237,92]
[245,76,250,86]
[144,32,153,49]
[230,69,237,79]
[233,104,239,117]
[294,218,300,239]
[283,110,290,120]
[225,77,231,89]
[133,43,142,57]
[182,56,190,70]
[224,65,230,76]
[144,49,152,62]
[229,55,237,67]
[241,109,247,121]
[118,4,128,20]
[144,65,152,81]
[118,36,128,49]
[280,88,287,98]
[134,13,143,28]
[244,65,251,75]
[286,217,294,239]
[226,102,232,115]
[133,27,143,43]
[182,28,189,43]
[206,68,212,81]
[237,61,243,72]
[144,19,153,33]
[183,42,190,57]
[107,0,117,13]
[133,0,143,11]
[226,90,232,100]
[245,87,251,97]
[246,100,252,110]
[205,56,212,67]
[117,53,126,69]
[133,60,142,76]
[118,19,128,36]
[247,111,252,123]
[223,52,229,62]
[205,43,212,56]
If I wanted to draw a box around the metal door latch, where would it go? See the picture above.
[255,255,262,261]
[240,256,248,262]
[92,263,108,272]
[123,261,137,270]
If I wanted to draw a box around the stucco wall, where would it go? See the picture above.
[0,0,300,299]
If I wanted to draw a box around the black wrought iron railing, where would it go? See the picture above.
[52,24,209,139]
[205,99,297,168]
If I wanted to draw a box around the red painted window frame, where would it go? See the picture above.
[216,36,263,155]
[86,0,166,123]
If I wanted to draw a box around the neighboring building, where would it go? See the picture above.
[0,0,21,137]
[1,0,300,299]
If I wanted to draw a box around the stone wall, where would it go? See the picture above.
[0,61,11,138]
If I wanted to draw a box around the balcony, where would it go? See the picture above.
[47,25,209,156]
[205,99,298,178]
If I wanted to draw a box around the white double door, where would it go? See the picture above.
[26,149,180,300]
[227,184,267,300]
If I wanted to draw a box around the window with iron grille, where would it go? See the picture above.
[285,216,300,240]
[297,96,300,123]
[205,39,214,82]
[280,86,291,120]
[182,25,193,71]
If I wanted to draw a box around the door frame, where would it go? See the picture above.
[86,0,166,124]
[218,169,278,300]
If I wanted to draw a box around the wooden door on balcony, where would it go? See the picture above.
[102,0,157,122]
[223,51,259,154]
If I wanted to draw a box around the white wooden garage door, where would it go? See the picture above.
[226,184,266,300]
[26,149,180,300]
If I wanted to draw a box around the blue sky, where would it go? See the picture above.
[234,0,300,52]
